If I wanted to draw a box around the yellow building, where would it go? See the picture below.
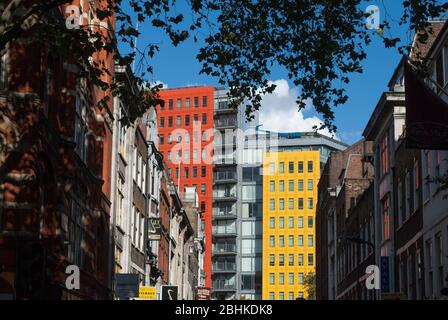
[262,150,320,300]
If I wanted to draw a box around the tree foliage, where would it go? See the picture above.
[1,0,447,130]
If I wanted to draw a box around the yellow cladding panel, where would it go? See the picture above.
[262,151,320,300]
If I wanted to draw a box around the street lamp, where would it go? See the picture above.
[344,236,376,300]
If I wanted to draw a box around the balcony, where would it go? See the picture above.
[215,118,237,129]
[212,243,237,255]
[212,261,237,273]
[214,101,237,114]
[212,208,236,220]
[212,191,237,202]
[212,281,237,291]
[212,229,237,237]
[213,154,237,165]
[213,171,237,184]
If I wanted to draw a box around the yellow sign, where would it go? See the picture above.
[139,286,156,300]
[381,292,406,300]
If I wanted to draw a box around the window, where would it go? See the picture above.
[380,134,389,176]
[298,254,304,266]
[168,133,173,144]
[269,273,275,285]
[168,99,173,109]
[308,198,313,210]
[308,179,313,191]
[288,216,294,228]
[269,162,275,174]
[193,149,198,161]
[382,195,390,241]
[194,114,199,123]
[289,292,294,300]
[201,184,206,195]
[289,273,294,285]
[202,96,207,107]
[194,96,199,107]
[289,162,294,173]
[185,98,190,108]
[202,113,207,125]
[279,236,285,247]
[308,216,313,228]
[288,235,294,247]
[298,235,304,247]
[279,254,284,266]
[279,162,284,173]
[308,254,314,266]
[307,161,313,173]
[279,217,284,228]
[298,180,304,191]
[177,98,182,109]
[270,217,275,229]
[279,198,285,210]
[269,292,275,300]
[405,172,411,218]
[288,198,294,210]
[0,50,7,89]
[159,134,164,145]
[279,180,285,192]
[308,235,314,247]
[289,254,294,266]
[398,179,403,225]
[269,254,275,266]
[270,236,275,248]
[298,292,304,299]
[270,181,275,192]
[413,161,420,211]
[298,216,303,228]
[298,161,303,173]
[270,199,275,210]
[242,221,255,236]
[193,166,198,178]
[74,94,88,162]
[279,292,284,300]
[298,198,304,210]
[168,116,173,127]
[289,180,294,191]
[176,115,181,126]
[201,166,206,177]
[298,273,304,285]
[279,273,284,285]
[168,151,172,161]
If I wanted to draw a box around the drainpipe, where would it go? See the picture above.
[108,96,120,299]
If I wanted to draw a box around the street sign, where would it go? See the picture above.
[148,218,162,241]
[195,287,211,300]
[115,274,140,299]
[138,286,156,300]
[381,292,405,300]
[161,285,178,300]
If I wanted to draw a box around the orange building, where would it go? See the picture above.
[157,86,214,287]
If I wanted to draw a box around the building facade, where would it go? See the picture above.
[157,86,214,287]
[0,1,115,299]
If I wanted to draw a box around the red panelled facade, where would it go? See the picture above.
[157,87,214,287]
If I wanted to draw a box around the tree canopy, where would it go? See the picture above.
[1,0,447,131]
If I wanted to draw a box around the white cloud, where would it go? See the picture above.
[259,79,337,139]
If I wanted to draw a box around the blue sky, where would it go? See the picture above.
[120,1,411,144]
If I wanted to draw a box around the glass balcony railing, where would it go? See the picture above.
[214,171,237,181]
[212,261,236,272]
[212,281,236,290]
[212,243,237,254]
[212,208,236,217]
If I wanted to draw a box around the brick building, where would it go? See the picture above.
[316,139,374,300]
[0,1,115,299]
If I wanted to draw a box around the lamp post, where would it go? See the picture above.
[345,236,376,300]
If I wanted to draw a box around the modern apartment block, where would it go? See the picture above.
[211,88,262,300]
[260,131,347,300]
[157,86,215,287]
